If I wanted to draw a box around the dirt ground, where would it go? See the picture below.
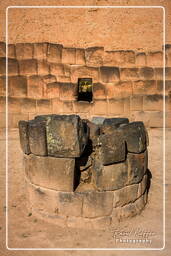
[0,128,171,256]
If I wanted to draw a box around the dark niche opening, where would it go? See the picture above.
[77,78,93,102]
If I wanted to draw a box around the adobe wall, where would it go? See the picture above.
[0,41,171,128]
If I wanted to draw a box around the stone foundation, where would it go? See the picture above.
[19,114,149,229]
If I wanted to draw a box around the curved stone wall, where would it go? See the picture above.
[19,114,150,229]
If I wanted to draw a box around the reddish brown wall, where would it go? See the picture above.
[0,42,170,128]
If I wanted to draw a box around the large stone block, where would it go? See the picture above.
[127,151,148,185]
[19,59,37,75]
[76,48,86,65]
[119,122,147,153]
[16,43,33,59]
[37,60,49,75]
[0,42,5,57]
[8,76,27,97]
[37,114,89,157]
[85,47,104,67]
[33,43,48,59]
[36,99,52,113]
[98,132,126,165]
[24,154,75,192]
[27,75,44,98]
[101,118,129,134]
[100,66,120,83]
[8,44,16,58]
[82,191,113,218]
[18,120,30,154]
[47,43,63,63]
[120,68,139,80]
[0,58,19,76]
[0,76,6,96]
[104,50,135,66]
[113,183,139,207]
[147,51,163,67]
[62,48,76,64]
[136,52,146,66]
[139,67,154,79]
[28,119,47,156]
[92,159,128,191]
[71,65,99,83]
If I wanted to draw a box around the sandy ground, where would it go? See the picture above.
[0,128,171,255]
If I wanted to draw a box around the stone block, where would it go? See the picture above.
[18,120,30,154]
[19,59,37,75]
[93,100,108,115]
[59,82,76,101]
[27,75,44,98]
[71,65,99,83]
[8,76,27,97]
[98,132,126,165]
[0,113,5,128]
[28,119,47,156]
[130,95,143,111]
[62,101,74,113]
[0,76,6,96]
[101,118,129,133]
[57,75,71,83]
[92,159,128,191]
[113,183,139,207]
[112,80,133,98]
[73,101,91,114]
[115,194,145,220]
[37,60,49,75]
[75,183,96,193]
[127,151,148,185]
[82,191,113,217]
[43,114,89,157]
[120,68,139,80]
[45,82,60,98]
[8,97,21,113]
[76,48,86,65]
[0,42,5,57]
[93,83,106,100]
[143,94,163,111]
[8,113,29,128]
[100,66,120,83]
[20,98,37,113]
[16,43,33,59]
[154,68,163,80]
[58,192,83,217]
[84,120,100,145]
[8,44,16,58]
[138,174,148,197]
[67,216,92,229]
[166,44,171,66]
[104,50,135,66]
[33,43,48,59]
[51,98,63,114]
[166,67,171,80]
[62,48,76,64]
[136,52,146,66]
[133,80,157,95]
[108,99,124,115]
[50,63,64,76]
[85,47,104,67]
[43,74,56,84]
[91,116,105,125]
[36,99,52,113]
[139,67,154,79]
[147,51,163,67]
[0,58,19,76]
[119,122,147,153]
[47,43,63,63]
[24,154,75,192]
[0,96,5,112]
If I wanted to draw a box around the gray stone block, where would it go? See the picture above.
[28,119,47,156]
[18,120,30,154]
[24,154,75,192]
[101,118,129,134]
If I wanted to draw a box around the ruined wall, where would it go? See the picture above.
[0,42,170,128]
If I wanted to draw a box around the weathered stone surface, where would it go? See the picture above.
[101,118,129,134]
[24,154,75,192]
[8,76,27,97]
[62,48,76,64]
[82,191,113,217]
[8,44,16,58]
[119,122,147,153]
[19,59,37,75]
[0,58,19,76]
[28,119,47,156]
[47,43,63,63]
[91,116,105,125]
[98,131,126,165]
[85,47,104,67]
[58,192,82,216]
[37,60,49,75]
[50,63,64,76]
[71,65,99,83]
[113,183,139,207]
[137,173,148,197]
[120,68,139,80]
[16,43,33,59]
[75,183,96,193]
[38,115,89,157]
[18,121,30,154]
[33,43,48,59]
[92,159,128,191]
[104,50,135,66]
[127,151,148,185]
[136,52,146,66]
[36,99,52,113]
[139,67,154,79]
[0,42,5,57]
[100,66,120,83]
[27,75,44,98]
[0,76,6,96]
[76,48,85,65]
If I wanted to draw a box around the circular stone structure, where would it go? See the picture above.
[19,115,149,230]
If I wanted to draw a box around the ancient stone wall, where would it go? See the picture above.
[19,115,149,229]
[0,42,171,128]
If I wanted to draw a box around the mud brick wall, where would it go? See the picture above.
[19,115,150,229]
[0,41,171,128]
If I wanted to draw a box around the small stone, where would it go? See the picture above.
[18,121,30,154]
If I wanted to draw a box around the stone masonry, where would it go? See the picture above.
[0,42,171,129]
[19,114,150,229]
